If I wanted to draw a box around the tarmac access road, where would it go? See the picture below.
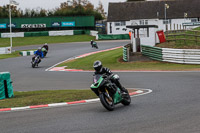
[0,40,200,133]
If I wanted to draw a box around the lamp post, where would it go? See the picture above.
[164,3,169,31]
[9,0,19,53]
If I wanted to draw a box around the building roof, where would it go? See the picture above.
[107,0,200,22]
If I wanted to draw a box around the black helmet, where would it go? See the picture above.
[93,60,102,72]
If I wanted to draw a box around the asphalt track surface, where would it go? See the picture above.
[0,40,200,133]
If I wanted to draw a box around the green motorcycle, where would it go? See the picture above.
[91,74,131,111]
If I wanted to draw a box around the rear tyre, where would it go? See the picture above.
[99,93,114,111]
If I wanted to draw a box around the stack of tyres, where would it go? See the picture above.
[0,72,14,100]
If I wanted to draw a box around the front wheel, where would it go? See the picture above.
[121,89,131,106]
[32,62,36,68]
[99,93,115,111]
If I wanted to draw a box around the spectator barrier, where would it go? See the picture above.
[141,45,200,64]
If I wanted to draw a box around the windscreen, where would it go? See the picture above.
[93,74,102,83]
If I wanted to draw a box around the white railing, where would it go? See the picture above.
[0,47,11,54]
[162,48,200,64]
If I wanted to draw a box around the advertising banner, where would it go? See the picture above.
[21,24,46,28]
[7,23,16,28]
[95,23,105,28]
[0,24,7,29]
[52,22,61,27]
[61,22,75,27]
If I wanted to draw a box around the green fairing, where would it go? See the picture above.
[90,77,104,89]
[113,88,122,104]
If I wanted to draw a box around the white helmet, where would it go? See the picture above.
[38,47,42,51]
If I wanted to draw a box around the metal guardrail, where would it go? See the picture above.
[141,45,200,64]
[123,46,129,62]
[141,45,163,61]
[162,48,200,64]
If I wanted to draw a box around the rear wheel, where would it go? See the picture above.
[99,93,114,111]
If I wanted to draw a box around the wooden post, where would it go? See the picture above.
[195,31,197,45]
[174,24,176,30]
[170,24,172,30]
[184,33,186,45]
[175,34,176,44]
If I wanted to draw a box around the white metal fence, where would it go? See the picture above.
[163,48,200,64]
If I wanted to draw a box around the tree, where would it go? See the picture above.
[127,0,145,1]
[96,1,106,18]
[0,0,104,20]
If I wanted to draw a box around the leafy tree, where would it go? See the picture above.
[0,0,104,20]
[96,1,106,18]
[127,0,145,1]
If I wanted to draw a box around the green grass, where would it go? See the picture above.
[58,48,200,71]
[0,35,95,47]
[161,27,200,49]
[0,51,20,59]
[0,90,97,108]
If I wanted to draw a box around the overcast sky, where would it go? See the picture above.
[0,0,126,13]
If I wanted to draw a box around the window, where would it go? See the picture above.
[191,18,197,22]
[145,20,148,25]
[163,19,171,24]
[140,20,144,25]
[139,20,148,25]
[114,22,121,26]
[121,21,126,26]
[114,21,126,26]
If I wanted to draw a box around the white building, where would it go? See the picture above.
[107,0,200,35]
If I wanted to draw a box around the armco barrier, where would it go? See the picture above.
[123,46,129,62]
[73,30,84,35]
[49,30,73,36]
[98,34,130,40]
[0,72,14,100]
[0,30,96,38]
[141,45,200,64]
[19,51,35,56]
[0,47,11,54]
[141,45,163,61]
[1,32,24,38]
[24,31,49,37]
[162,48,200,64]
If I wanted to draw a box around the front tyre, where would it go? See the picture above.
[121,93,131,106]
[99,93,114,111]
[32,62,36,68]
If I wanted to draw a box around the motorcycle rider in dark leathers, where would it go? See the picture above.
[92,60,127,96]
[42,43,49,51]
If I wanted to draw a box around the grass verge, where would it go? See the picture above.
[0,51,21,59]
[0,35,95,47]
[58,48,200,71]
[158,27,200,49]
[0,90,97,109]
